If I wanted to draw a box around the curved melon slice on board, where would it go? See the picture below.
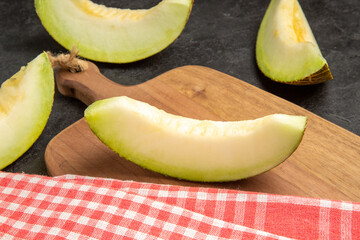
[35,0,193,63]
[0,53,54,169]
[84,96,307,182]
[256,0,332,85]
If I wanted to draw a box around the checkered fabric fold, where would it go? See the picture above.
[0,172,359,239]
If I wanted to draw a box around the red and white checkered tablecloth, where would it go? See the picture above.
[0,171,359,239]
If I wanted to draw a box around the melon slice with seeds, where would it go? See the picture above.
[35,0,193,63]
[0,52,54,169]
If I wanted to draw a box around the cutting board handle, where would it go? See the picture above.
[56,61,134,105]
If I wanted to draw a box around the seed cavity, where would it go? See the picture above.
[74,0,149,20]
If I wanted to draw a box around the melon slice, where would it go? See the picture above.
[256,0,332,85]
[35,0,193,63]
[84,96,307,182]
[0,53,54,169]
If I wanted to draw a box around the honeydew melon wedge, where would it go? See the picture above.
[0,53,54,169]
[84,96,307,182]
[256,0,333,85]
[35,0,193,63]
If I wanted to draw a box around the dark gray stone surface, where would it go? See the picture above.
[0,0,359,175]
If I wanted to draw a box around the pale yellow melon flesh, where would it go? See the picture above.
[35,0,193,63]
[256,0,332,84]
[0,53,54,169]
[85,96,307,182]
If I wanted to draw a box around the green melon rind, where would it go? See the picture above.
[256,0,327,83]
[84,96,307,182]
[34,0,193,63]
[0,52,54,169]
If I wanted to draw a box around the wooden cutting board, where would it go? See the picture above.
[45,63,360,202]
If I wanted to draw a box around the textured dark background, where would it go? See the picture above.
[0,0,359,175]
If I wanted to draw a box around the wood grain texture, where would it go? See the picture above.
[45,63,360,202]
